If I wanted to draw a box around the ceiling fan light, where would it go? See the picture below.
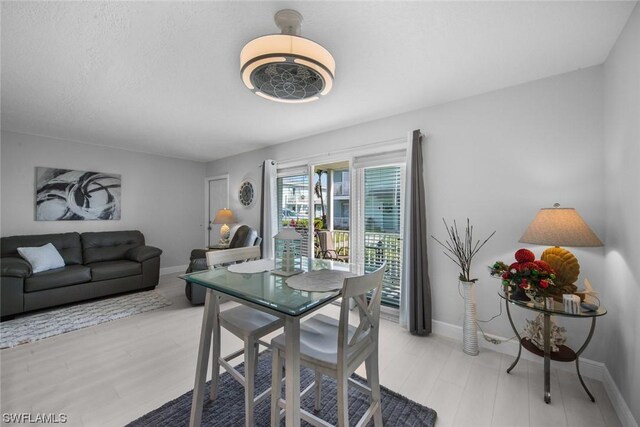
[241,56,287,90]
[255,91,320,104]
[239,11,335,103]
[294,58,333,96]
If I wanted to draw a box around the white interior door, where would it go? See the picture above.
[208,177,229,246]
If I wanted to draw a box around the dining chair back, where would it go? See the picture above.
[338,264,384,375]
[271,263,386,427]
[205,245,260,267]
[205,244,283,427]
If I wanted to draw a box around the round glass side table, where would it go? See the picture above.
[499,290,606,404]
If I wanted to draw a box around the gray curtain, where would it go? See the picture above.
[406,130,432,335]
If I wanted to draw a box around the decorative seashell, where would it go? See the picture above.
[541,247,580,286]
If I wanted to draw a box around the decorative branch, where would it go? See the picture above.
[431,218,496,283]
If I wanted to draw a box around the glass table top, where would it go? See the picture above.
[181,258,363,317]
[499,291,607,318]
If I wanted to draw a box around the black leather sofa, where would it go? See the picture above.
[1,230,162,318]
[185,225,262,305]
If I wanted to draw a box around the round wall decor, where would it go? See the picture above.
[239,180,255,207]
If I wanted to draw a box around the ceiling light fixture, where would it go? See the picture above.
[240,9,336,103]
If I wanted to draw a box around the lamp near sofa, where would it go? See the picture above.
[213,208,237,245]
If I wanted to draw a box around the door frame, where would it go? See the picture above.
[204,174,230,247]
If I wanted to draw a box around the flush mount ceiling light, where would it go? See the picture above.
[240,9,335,103]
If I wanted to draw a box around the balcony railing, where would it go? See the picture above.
[364,232,402,308]
[332,230,350,253]
[314,230,401,308]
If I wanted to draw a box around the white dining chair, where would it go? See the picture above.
[205,246,285,427]
[270,263,386,427]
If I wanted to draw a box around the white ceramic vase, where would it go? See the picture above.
[461,280,479,356]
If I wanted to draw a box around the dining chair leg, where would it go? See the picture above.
[244,339,256,427]
[337,374,349,427]
[253,342,260,374]
[271,348,283,427]
[314,371,322,411]
[366,352,383,426]
[209,295,221,401]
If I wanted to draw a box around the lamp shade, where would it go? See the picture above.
[213,208,237,225]
[274,227,302,240]
[519,207,603,247]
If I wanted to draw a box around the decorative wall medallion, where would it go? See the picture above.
[239,180,255,207]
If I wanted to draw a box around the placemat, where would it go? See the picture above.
[286,269,356,292]
[227,259,274,274]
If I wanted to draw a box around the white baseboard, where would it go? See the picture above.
[432,319,637,427]
[431,319,604,380]
[603,366,639,427]
[159,264,188,276]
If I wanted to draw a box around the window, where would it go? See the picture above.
[363,166,403,307]
[277,174,310,256]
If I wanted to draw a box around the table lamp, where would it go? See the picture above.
[213,208,237,245]
[519,203,603,288]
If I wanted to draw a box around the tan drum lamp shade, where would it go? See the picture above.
[213,208,237,245]
[519,204,603,286]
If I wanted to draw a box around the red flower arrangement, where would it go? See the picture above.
[489,248,557,299]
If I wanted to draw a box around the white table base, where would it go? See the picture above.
[189,288,305,427]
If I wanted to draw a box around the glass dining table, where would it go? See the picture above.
[180,258,363,427]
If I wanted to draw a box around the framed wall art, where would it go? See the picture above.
[35,167,121,221]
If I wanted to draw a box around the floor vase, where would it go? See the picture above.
[461,280,479,355]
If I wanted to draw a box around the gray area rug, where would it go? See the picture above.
[127,351,437,427]
[0,290,171,349]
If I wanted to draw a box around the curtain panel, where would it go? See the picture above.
[400,130,432,335]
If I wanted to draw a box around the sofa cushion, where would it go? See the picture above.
[81,231,145,264]
[25,265,92,293]
[1,232,83,265]
[88,260,142,282]
[17,243,65,273]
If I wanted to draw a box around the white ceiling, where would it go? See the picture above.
[1,1,635,162]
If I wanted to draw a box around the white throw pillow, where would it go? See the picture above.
[17,243,66,274]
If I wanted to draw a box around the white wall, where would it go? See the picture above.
[1,131,206,269]
[603,4,640,424]
[207,66,607,360]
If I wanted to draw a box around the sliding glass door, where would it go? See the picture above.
[275,160,404,308]
[359,165,404,307]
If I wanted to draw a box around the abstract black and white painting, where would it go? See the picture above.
[35,167,121,221]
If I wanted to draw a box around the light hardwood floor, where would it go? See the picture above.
[0,274,622,427]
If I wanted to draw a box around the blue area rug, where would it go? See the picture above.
[127,351,437,426]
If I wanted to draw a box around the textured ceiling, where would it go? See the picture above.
[1,1,635,162]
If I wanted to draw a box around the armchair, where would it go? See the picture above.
[184,225,262,305]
